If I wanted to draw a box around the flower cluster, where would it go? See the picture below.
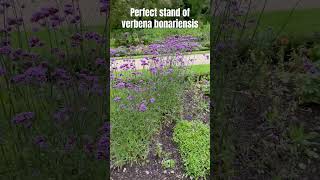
[0,1,109,177]
[12,112,35,127]
[110,36,201,57]
[111,35,196,115]
[11,65,47,85]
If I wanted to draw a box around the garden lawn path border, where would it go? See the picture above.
[112,52,210,70]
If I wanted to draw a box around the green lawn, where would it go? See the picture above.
[257,8,320,37]
[212,8,320,43]
[189,64,210,75]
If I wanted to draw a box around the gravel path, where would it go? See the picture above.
[112,52,210,71]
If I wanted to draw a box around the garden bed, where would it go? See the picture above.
[111,74,210,179]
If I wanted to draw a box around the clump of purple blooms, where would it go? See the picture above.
[0,0,109,178]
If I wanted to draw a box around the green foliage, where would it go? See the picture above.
[288,124,319,160]
[189,64,210,76]
[310,44,320,61]
[111,24,210,48]
[111,70,186,167]
[161,159,176,169]
[154,143,164,158]
[297,74,320,104]
[173,120,209,179]
[110,0,209,29]
[288,125,318,146]
[184,0,210,22]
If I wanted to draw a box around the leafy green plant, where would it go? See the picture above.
[296,74,320,104]
[161,159,176,169]
[155,143,164,158]
[173,120,209,179]
[111,67,187,167]
[310,44,320,61]
[154,142,171,159]
[288,124,319,158]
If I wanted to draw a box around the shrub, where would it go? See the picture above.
[173,120,209,178]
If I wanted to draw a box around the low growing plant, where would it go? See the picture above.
[173,120,210,179]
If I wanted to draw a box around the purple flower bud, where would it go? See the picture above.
[139,103,147,112]
[150,98,155,103]
[34,136,48,149]
[11,74,26,84]
[141,59,149,66]
[96,134,109,160]
[127,95,134,101]
[29,37,44,47]
[64,135,77,152]
[53,107,70,123]
[0,46,11,55]
[99,122,110,134]
[150,67,158,75]
[95,58,106,66]
[113,96,121,102]
[0,66,6,76]
[64,4,74,15]
[115,82,125,89]
[12,112,35,125]
[185,114,193,120]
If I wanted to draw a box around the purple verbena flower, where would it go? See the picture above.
[99,122,110,134]
[53,107,70,123]
[34,136,48,149]
[0,46,11,55]
[115,82,125,89]
[114,96,121,102]
[29,37,44,47]
[95,58,106,67]
[0,66,6,76]
[52,68,72,86]
[150,98,155,103]
[138,103,147,112]
[127,95,134,101]
[12,112,35,125]
[96,134,109,160]
[23,65,48,84]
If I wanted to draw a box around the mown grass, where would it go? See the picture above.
[233,8,320,43]
[257,8,320,37]
[189,64,210,75]
[112,64,210,79]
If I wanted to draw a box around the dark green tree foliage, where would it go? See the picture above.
[183,0,210,22]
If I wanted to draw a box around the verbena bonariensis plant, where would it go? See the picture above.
[110,35,201,167]
[211,0,260,177]
[211,0,320,178]
[110,35,202,57]
[0,0,109,179]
